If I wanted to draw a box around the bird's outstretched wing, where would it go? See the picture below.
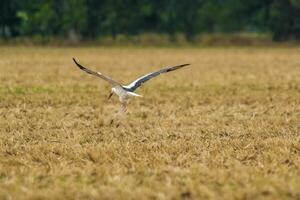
[123,64,190,92]
[73,58,121,86]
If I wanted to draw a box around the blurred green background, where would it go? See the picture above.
[1,0,300,45]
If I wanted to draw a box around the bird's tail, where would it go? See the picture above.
[128,92,143,97]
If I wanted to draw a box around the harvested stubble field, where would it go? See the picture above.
[0,46,299,200]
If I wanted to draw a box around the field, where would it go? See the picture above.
[0,46,299,199]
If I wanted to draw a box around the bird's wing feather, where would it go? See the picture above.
[73,58,121,86]
[124,64,190,91]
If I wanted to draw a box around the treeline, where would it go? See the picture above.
[1,0,300,42]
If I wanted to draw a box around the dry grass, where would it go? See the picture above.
[0,46,299,200]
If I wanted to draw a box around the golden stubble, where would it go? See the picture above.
[0,46,299,200]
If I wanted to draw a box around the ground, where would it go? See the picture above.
[0,46,299,200]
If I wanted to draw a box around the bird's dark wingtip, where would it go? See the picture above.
[176,63,190,68]
[72,58,78,64]
[72,58,85,70]
[167,63,191,72]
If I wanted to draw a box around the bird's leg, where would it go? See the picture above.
[121,101,128,113]
[110,101,127,126]
[115,102,127,116]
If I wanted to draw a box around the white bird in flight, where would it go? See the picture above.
[73,58,190,113]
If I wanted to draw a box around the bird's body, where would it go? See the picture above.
[72,58,189,113]
[111,86,140,104]
[112,86,141,100]
[113,86,130,102]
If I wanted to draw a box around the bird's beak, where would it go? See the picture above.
[108,92,113,100]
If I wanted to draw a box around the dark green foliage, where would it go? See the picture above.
[269,0,300,41]
[0,0,21,38]
[0,0,299,41]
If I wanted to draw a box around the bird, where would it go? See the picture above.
[73,58,190,113]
